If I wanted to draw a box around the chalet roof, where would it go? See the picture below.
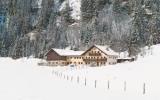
[52,49,84,56]
[94,45,118,56]
[82,45,118,56]
[45,45,118,57]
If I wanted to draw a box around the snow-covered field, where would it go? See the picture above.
[0,45,160,100]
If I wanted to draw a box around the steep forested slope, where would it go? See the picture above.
[0,0,160,58]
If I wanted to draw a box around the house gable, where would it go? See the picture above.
[46,49,66,61]
[82,45,108,57]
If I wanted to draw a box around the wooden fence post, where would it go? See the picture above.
[95,80,97,88]
[77,76,79,83]
[124,81,126,92]
[108,80,110,90]
[85,78,87,86]
[143,83,146,95]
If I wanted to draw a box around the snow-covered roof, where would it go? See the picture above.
[52,49,84,56]
[94,45,119,56]
[46,45,118,57]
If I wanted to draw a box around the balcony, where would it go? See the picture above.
[83,58,107,62]
[89,53,101,56]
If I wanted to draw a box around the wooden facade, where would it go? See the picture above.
[81,45,117,66]
[46,49,66,61]
[45,45,118,66]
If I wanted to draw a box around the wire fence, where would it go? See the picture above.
[52,70,146,95]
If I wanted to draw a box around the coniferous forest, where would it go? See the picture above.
[0,0,160,58]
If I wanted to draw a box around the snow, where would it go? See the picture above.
[27,31,39,41]
[94,45,119,56]
[145,9,153,15]
[52,48,84,56]
[118,50,129,58]
[69,0,81,20]
[37,0,42,8]
[47,45,118,56]
[121,1,127,7]
[59,1,67,11]
[0,44,160,100]
[59,0,81,20]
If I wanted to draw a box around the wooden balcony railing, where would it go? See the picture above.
[89,53,101,56]
[83,58,107,62]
